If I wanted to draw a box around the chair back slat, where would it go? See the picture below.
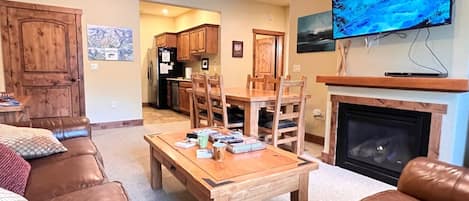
[207,74,229,127]
[246,74,266,90]
[191,73,211,127]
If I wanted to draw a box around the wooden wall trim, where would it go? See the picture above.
[75,13,85,116]
[0,5,11,93]
[0,0,82,14]
[324,95,445,165]
[331,95,448,114]
[253,29,285,36]
[305,133,324,146]
[91,119,143,130]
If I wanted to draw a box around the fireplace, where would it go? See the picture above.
[336,103,431,185]
[322,95,447,186]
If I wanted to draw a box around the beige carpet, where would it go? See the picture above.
[92,121,394,201]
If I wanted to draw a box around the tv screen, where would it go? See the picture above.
[333,0,452,39]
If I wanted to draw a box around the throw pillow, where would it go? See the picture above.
[0,188,28,201]
[0,124,67,160]
[0,143,31,196]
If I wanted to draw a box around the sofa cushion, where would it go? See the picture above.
[361,190,419,201]
[25,155,105,201]
[0,188,28,201]
[0,124,67,159]
[0,143,31,195]
[29,137,99,168]
[48,182,129,201]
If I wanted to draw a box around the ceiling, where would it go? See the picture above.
[140,1,192,17]
[254,0,290,6]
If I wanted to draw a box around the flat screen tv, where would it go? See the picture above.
[333,0,453,39]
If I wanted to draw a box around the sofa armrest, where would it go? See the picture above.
[397,157,469,201]
[31,117,91,141]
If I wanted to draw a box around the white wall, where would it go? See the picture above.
[0,0,142,123]
[150,0,288,87]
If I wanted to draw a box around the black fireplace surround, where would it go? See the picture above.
[336,103,431,185]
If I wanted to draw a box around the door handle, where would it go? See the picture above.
[69,78,81,82]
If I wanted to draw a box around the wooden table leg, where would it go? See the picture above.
[291,172,309,201]
[244,102,259,137]
[150,147,162,189]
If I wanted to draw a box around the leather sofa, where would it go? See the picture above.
[6,117,129,201]
[361,157,469,201]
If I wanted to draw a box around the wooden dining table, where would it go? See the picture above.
[188,87,308,137]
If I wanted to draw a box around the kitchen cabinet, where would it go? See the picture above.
[155,33,177,48]
[178,82,192,114]
[177,32,192,61]
[189,25,218,55]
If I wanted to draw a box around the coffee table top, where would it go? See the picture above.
[144,129,318,185]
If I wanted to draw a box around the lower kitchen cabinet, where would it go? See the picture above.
[178,82,192,114]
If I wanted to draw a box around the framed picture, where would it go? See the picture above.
[201,58,209,70]
[297,11,336,53]
[232,41,243,58]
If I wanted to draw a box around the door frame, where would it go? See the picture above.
[252,29,285,78]
[0,0,86,116]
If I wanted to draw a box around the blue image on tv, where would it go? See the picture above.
[333,0,452,39]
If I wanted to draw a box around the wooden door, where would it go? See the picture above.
[254,38,276,78]
[1,3,84,119]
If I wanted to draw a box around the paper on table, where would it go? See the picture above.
[160,63,169,74]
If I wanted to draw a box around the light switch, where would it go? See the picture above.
[292,64,301,72]
[90,63,99,70]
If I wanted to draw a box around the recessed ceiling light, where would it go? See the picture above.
[162,9,169,15]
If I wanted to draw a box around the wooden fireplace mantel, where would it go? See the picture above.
[316,76,469,92]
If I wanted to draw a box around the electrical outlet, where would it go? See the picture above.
[111,101,118,109]
[292,64,301,73]
[312,109,322,117]
[90,63,99,70]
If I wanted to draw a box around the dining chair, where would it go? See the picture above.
[207,74,244,129]
[258,76,307,155]
[191,73,211,128]
[246,74,266,90]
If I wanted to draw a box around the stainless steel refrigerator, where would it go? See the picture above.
[147,47,182,108]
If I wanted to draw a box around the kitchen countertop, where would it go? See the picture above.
[166,78,191,82]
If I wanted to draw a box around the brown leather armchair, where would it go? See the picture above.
[362,157,469,201]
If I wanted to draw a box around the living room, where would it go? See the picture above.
[0,0,468,201]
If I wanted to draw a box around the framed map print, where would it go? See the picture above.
[87,25,134,61]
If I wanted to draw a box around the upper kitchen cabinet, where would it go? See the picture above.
[188,24,219,55]
[155,33,177,48]
[177,32,192,61]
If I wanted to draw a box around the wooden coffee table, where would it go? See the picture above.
[144,130,318,201]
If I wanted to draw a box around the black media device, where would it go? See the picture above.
[384,72,448,78]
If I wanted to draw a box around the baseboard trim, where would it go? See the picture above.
[305,133,325,146]
[91,119,143,130]
[142,103,150,107]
